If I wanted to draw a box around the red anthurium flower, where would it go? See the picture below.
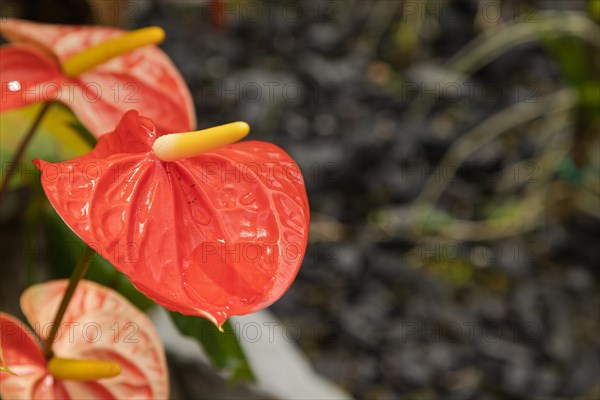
[0,19,195,135]
[34,111,310,327]
[0,342,14,375]
[0,280,168,399]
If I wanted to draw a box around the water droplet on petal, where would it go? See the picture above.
[240,191,256,206]
[7,81,21,92]
[219,187,237,207]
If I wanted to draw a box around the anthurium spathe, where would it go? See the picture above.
[0,342,15,375]
[34,110,310,327]
[0,18,195,136]
[0,280,168,399]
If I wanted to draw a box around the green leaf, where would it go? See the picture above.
[589,0,600,21]
[0,102,94,190]
[169,311,256,383]
[21,191,43,286]
[540,33,598,121]
[541,35,590,87]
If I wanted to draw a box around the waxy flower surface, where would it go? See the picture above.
[0,19,195,136]
[34,111,310,327]
[0,342,14,375]
[0,280,168,399]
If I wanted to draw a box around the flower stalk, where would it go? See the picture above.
[0,102,52,207]
[43,245,96,359]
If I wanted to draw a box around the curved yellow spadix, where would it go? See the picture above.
[62,27,165,77]
[47,357,121,381]
[153,121,250,162]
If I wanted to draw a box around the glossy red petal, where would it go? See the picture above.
[0,313,47,400]
[65,65,195,135]
[21,280,169,400]
[0,45,64,112]
[35,111,310,326]
[1,19,195,135]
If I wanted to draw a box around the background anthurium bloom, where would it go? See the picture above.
[34,110,310,327]
[0,280,168,400]
[0,19,195,135]
[0,343,14,374]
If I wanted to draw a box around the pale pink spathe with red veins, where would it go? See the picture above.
[0,280,168,400]
[0,19,196,136]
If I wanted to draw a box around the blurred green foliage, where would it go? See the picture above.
[169,312,256,383]
[0,103,95,190]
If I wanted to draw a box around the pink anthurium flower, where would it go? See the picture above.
[0,279,168,400]
[34,110,310,328]
[0,19,195,136]
[0,342,15,375]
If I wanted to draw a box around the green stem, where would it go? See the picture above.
[0,102,52,207]
[109,268,121,289]
[43,245,96,359]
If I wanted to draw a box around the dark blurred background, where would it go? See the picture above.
[1,0,599,399]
